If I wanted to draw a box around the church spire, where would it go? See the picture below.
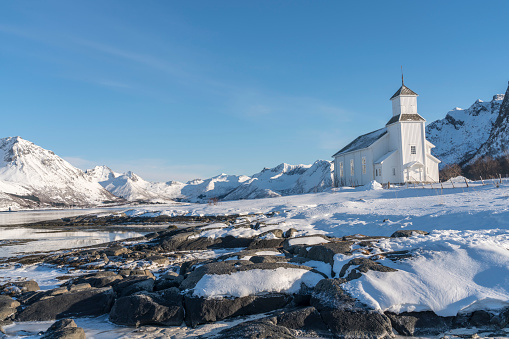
[401,65,404,86]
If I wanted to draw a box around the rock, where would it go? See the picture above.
[283,228,298,239]
[68,283,91,293]
[247,238,285,250]
[304,242,353,275]
[109,288,184,327]
[390,230,429,238]
[104,245,130,256]
[16,287,115,321]
[310,278,360,311]
[274,306,328,333]
[0,295,20,320]
[386,311,454,336]
[338,258,397,281]
[73,273,123,288]
[320,309,394,339]
[113,277,155,298]
[41,318,86,339]
[216,319,296,339]
[146,255,169,265]
[14,280,40,293]
[118,269,155,279]
[184,293,293,327]
[154,275,184,291]
[258,229,284,238]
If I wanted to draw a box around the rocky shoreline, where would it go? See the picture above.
[1,213,508,338]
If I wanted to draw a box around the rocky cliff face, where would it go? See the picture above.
[474,83,509,162]
[426,93,504,167]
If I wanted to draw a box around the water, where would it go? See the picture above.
[0,207,124,226]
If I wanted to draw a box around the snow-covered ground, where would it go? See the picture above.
[121,180,509,318]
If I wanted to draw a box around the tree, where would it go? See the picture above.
[468,156,501,179]
[439,164,463,182]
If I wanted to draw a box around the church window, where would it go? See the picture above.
[339,162,344,177]
[392,168,396,176]
[350,159,354,176]
[411,145,416,155]
[362,157,366,174]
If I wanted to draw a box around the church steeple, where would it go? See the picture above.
[390,79,418,116]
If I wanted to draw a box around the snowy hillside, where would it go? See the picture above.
[426,94,504,167]
[0,137,119,209]
[88,161,334,203]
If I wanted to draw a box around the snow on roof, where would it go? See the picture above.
[386,113,426,125]
[390,84,418,100]
[333,128,387,157]
[374,150,398,164]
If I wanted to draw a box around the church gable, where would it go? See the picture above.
[386,113,425,125]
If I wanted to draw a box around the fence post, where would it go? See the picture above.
[464,177,469,188]
[388,182,391,189]
[450,178,455,189]
[499,174,502,184]
[480,176,485,185]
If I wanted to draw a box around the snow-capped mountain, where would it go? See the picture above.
[88,161,334,203]
[426,94,504,167]
[474,83,509,161]
[0,137,120,209]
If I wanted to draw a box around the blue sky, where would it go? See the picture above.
[1,1,508,181]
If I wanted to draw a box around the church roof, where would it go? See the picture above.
[332,127,387,157]
[390,85,418,100]
[386,113,425,125]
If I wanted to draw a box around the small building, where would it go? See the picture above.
[332,81,440,186]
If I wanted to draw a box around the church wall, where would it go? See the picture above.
[386,123,404,183]
[401,122,425,180]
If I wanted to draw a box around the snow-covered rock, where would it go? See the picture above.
[0,137,119,209]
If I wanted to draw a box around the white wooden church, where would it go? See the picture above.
[332,81,440,186]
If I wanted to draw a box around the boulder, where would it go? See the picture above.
[41,318,86,339]
[14,280,40,293]
[304,241,353,275]
[390,230,429,238]
[320,309,394,339]
[310,278,360,311]
[72,272,123,288]
[216,319,296,339]
[104,245,130,256]
[113,276,154,297]
[386,311,454,336]
[0,295,20,320]
[338,258,397,281]
[154,275,184,291]
[16,287,115,321]
[273,306,328,333]
[184,293,292,327]
[109,288,184,327]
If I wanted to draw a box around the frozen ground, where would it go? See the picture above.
[2,180,509,338]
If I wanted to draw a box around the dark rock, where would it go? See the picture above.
[247,238,285,250]
[146,255,169,265]
[118,269,155,279]
[468,310,492,327]
[390,230,429,238]
[14,280,40,293]
[16,287,115,321]
[104,245,130,256]
[109,288,184,327]
[283,228,298,239]
[310,278,360,311]
[154,275,184,291]
[216,319,296,339]
[0,295,20,320]
[339,258,397,281]
[274,306,328,332]
[114,277,154,297]
[305,242,353,275]
[41,318,85,339]
[73,272,123,288]
[258,229,283,238]
[386,311,454,336]
[184,293,293,327]
[320,309,394,339]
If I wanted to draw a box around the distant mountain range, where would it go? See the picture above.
[1,82,508,209]
[85,161,334,203]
